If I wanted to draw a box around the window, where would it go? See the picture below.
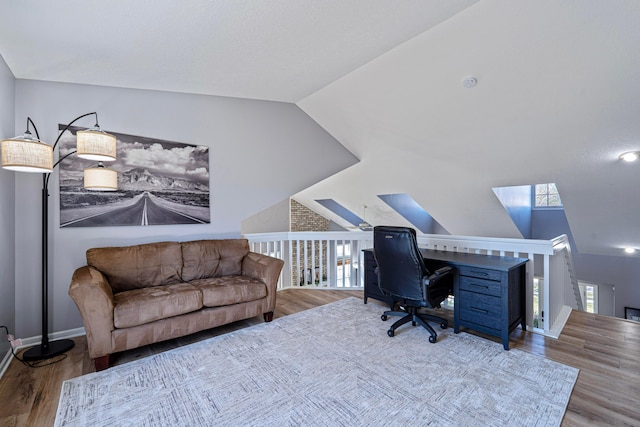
[534,183,562,208]
[533,277,542,329]
[377,193,448,234]
[336,242,352,287]
[579,283,598,314]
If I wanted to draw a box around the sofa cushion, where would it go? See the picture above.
[181,239,250,282]
[113,283,203,328]
[190,276,267,307]
[87,242,183,293]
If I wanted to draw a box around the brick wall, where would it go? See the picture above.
[290,199,329,285]
[290,199,329,231]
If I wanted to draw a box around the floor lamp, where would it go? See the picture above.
[1,112,117,361]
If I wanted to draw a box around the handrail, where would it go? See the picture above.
[415,233,556,255]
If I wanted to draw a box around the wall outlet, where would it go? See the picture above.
[10,338,22,348]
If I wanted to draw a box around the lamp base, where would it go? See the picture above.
[22,339,75,362]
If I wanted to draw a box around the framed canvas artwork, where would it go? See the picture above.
[59,125,210,227]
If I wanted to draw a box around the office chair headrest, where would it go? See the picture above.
[374,226,416,235]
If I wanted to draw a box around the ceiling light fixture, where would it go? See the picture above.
[619,151,640,162]
[624,247,636,254]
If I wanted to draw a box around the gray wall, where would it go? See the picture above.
[241,198,291,234]
[532,209,640,318]
[0,55,15,355]
[14,80,358,337]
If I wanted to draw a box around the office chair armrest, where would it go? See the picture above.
[427,266,453,283]
[423,266,454,308]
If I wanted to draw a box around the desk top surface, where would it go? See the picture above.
[364,248,528,271]
[419,248,528,271]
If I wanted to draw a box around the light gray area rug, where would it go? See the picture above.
[55,297,578,427]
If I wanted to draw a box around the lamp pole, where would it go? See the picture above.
[22,113,101,361]
[21,175,76,360]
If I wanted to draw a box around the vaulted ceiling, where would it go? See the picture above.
[1,1,639,257]
[0,0,478,102]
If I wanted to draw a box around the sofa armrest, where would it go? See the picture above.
[68,266,115,359]
[242,252,284,311]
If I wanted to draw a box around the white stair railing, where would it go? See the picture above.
[244,231,578,337]
[562,241,584,311]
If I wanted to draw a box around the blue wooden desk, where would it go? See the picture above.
[363,248,529,350]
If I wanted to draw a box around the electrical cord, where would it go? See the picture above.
[1,325,67,368]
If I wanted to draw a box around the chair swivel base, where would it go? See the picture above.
[381,308,447,343]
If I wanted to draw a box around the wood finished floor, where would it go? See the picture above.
[0,289,639,426]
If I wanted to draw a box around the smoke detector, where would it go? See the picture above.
[462,76,478,88]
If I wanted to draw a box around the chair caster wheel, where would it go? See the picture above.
[440,322,447,329]
[429,336,437,343]
[381,314,388,321]
[387,329,394,337]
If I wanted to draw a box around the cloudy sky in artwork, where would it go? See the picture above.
[59,126,209,185]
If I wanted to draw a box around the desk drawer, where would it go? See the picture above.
[459,276,501,297]
[458,266,502,282]
[459,290,501,330]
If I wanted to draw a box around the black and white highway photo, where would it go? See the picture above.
[58,126,210,227]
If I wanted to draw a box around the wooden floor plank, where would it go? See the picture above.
[0,289,639,426]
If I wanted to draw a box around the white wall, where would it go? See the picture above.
[0,55,15,355]
[297,0,640,258]
[14,80,358,337]
[596,283,615,318]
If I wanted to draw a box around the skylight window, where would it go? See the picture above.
[314,199,362,227]
[377,193,448,234]
[534,183,562,208]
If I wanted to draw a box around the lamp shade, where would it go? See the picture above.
[1,135,54,173]
[84,166,118,191]
[76,129,117,161]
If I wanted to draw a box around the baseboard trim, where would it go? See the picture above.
[545,305,572,339]
[0,347,13,380]
[0,327,86,380]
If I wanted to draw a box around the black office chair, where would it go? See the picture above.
[373,226,454,343]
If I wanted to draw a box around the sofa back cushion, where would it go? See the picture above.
[181,239,249,282]
[86,241,183,293]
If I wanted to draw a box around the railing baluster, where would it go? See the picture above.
[303,239,309,286]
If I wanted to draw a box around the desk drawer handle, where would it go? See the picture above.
[470,306,489,314]
[469,270,490,278]
[469,283,489,289]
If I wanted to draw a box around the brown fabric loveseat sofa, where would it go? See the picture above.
[69,238,284,371]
